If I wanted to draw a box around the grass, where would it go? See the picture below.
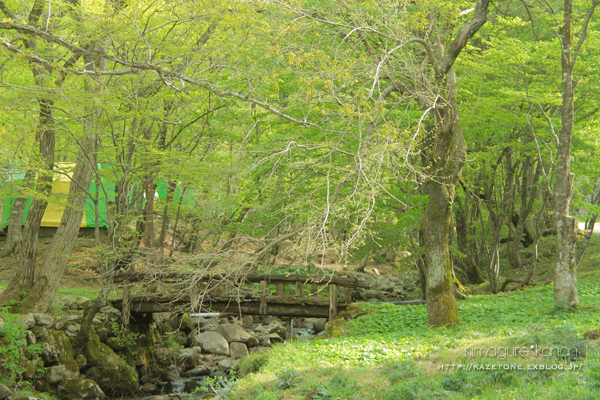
[230,279,600,399]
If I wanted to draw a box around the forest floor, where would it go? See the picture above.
[1,234,600,399]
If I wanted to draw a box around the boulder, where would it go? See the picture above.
[177,347,202,369]
[183,379,204,393]
[179,314,194,334]
[195,332,229,356]
[57,378,105,400]
[312,319,327,333]
[46,365,67,384]
[25,330,36,345]
[0,384,12,400]
[187,364,210,377]
[218,358,234,369]
[246,336,259,348]
[64,322,81,337]
[241,315,253,328]
[267,333,284,343]
[265,321,286,338]
[77,297,91,308]
[216,324,251,344]
[139,382,157,394]
[17,314,35,330]
[81,332,138,395]
[33,313,55,328]
[31,326,50,342]
[99,306,121,320]
[229,342,249,359]
[61,296,77,308]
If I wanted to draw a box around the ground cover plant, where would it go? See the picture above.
[230,278,600,400]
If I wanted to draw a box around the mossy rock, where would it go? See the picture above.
[323,319,346,338]
[23,359,45,380]
[179,313,194,334]
[58,353,80,376]
[81,332,138,395]
[49,329,77,358]
[57,377,105,400]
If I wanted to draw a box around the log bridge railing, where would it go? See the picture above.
[110,272,370,325]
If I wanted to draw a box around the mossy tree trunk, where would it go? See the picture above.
[418,0,491,326]
[553,0,599,307]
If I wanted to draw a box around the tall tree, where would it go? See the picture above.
[554,0,599,307]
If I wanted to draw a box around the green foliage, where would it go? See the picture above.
[109,322,144,356]
[0,307,42,381]
[276,370,302,390]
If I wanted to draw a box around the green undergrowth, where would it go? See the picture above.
[231,279,600,399]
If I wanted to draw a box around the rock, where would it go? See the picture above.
[64,322,81,337]
[31,326,49,342]
[257,336,271,347]
[267,333,284,343]
[184,379,203,393]
[209,370,228,378]
[33,313,55,328]
[54,316,66,330]
[241,316,254,328]
[177,347,202,369]
[65,314,83,322]
[261,316,279,325]
[312,319,327,333]
[23,359,45,380]
[164,365,180,381]
[139,382,157,394]
[187,364,210,376]
[25,330,36,345]
[229,342,249,359]
[78,297,91,308]
[265,322,286,339]
[61,296,77,308]
[250,347,269,354]
[99,306,121,320]
[218,358,234,369]
[196,332,229,356]
[157,321,173,334]
[0,384,12,400]
[246,336,259,348]
[81,332,138,395]
[57,378,105,400]
[18,314,35,330]
[216,324,251,344]
[191,316,208,327]
[362,290,385,300]
[46,364,67,384]
[35,380,52,393]
[179,314,194,334]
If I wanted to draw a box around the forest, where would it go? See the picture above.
[1,0,600,399]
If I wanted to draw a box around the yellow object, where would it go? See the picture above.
[40,163,87,228]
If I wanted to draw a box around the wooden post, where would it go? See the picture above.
[329,284,338,322]
[311,282,318,295]
[260,280,268,315]
[285,318,293,340]
[295,281,302,296]
[344,287,352,304]
[277,283,284,297]
[122,280,131,327]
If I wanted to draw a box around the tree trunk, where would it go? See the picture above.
[15,132,99,313]
[421,70,465,327]
[3,197,25,255]
[0,100,55,305]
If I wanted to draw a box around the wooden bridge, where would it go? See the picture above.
[109,272,371,324]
